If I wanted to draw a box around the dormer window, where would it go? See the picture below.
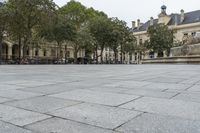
[192,32,196,37]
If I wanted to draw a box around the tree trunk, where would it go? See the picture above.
[22,37,29,59]
[114,51,117,64]
[120,53,123,64]
[95,47,98,64]
[65,45,67,64]
[59,43,62,59]
[74,49,78,64]
[56,42,60,63]
[100,43,105,64]
[0,41,2,64]
[18,36,22,63]
[100,47,104,64]
[100,51,103,64]
[120,44,123,64]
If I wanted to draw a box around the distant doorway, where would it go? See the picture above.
[2,43,8,60]
[12,44,19,60]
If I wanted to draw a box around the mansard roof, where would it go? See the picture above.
[133,10,200,33]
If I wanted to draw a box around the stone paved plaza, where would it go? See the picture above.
[0,65,200,133]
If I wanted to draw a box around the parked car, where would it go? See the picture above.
[54,58,68,64]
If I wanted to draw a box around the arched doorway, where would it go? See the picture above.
[23,46,30,58]
[51,49,56,59]
[1,43,8,61]
[60,50,63,58]
[12,44,19,60]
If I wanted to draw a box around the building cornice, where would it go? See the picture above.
[170,22,200,30]
[133,22,200,36]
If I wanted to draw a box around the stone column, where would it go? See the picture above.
[21,48,23,58]
[29,49,33,59]
[127,53,130,64]
[8,45,12,60]
[163,51,168,57]
[154,52,158,58]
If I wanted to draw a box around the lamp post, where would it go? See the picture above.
[0,42,2,64]
[65,45,67,64]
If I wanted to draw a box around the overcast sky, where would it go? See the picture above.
[53,0,199,27]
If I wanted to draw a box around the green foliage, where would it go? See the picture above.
[59,0,88,30]
[7,0,57,39]
[5,0,57,59]
[109,18,136,63]
[146,23,174,54]
[89,16,112,63]
[0,2,8,62]
[40,15,75,45]
[59,0,95,63]
[1,0,136,64]
[0,2,8,42]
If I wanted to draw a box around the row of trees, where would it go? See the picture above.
[0,0,137,64]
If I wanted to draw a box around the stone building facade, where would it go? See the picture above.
[133,5,200,63]
[0,39,85,63]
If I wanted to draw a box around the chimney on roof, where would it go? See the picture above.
[180,9,185,23]
[132,21,136,29]
[150,17,154,26]
[137,19,140,30]
[175,14,178,26]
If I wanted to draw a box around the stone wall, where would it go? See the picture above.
[141,56,200,64]
[170,43,200,57]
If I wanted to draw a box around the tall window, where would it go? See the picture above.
[26,49,29,56]
[183,33,188,36]
[35,50,38,56]
[192,32,196,37]
[139,39,143,45]
[43,51,46,56]
[135,53,137,61]
[129,53,132,61]
[67,51,70,58]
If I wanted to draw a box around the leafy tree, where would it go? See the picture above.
[146,23,174,57]
[109,18,136,63]
[39,14,76,60]
[60,0,90,63]
[0,2,8,63]
[6,0,57,59]
[89,16,112,63]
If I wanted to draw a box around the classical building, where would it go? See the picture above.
[0,39,85,64]
[133,5,200,63]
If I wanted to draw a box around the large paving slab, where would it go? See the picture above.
[0,121,32,133]
[0,84,24,91]
[187,85,200,92]
[103,80,151,89]
[172,92,200,103]
[87,86,130,93]
[122,89,177,99]
[120,97,200,120]
[50,89,140,106]
[142,82,192,91]
[5,96,81,113]
[49,103,141,129]
[0,97,11,103]
[0,90,43,100]
[116,113,200,133]
[0,104,51,126]
[18,82,84,95]
[14,81,56,88]
[25,117,116,133]
[146,77,186,83]
[0,65,200,132]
